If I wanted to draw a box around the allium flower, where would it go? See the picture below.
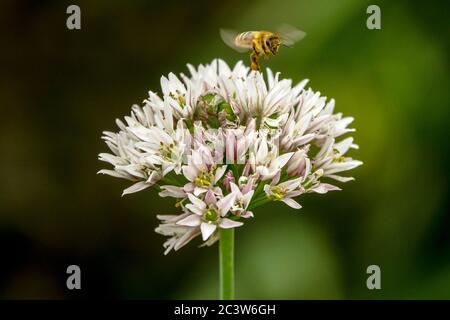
[98,59,362,254]
[178,191,241,241]
[229,182,254,218]
[264,175,303,209]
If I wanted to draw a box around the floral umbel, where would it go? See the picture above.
[98,59,362,255]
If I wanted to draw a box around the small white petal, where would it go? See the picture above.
[310,183,341,194]
[177,214,201,227]
[182,165,197,182]
[242,190,254,208]
[263,184,271,196]
[187,193,206,210]
[219,218,244,229]
[200,223,217,241]
[159,185,186,198]
[204,189,217,206]
[97,169,129,179]
[193,187,206,196]
[217,192,236,216]
[280,198,302,209]
[185,204,204,216]
[229,182,241,195]
[279,177,302,191]
[214,165,228,184]
[174,229,200,251]
[241,211,254,218]
[276,152,294,168]
[327,175,355,182]
[122,181,151,196]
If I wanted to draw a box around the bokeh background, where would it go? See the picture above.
[1,0,449,299]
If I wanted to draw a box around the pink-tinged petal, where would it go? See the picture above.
[241,211,254,218]
[185,204,204,216]
[161,163,175,176]
[223,171,235,191]
[214,165,228,183]
[159,185,186,198]
[219,218,244,229]
[163,239,176,255]
[177,214,201,227]
[327,175,355,182]
[182,165,197,182]
[310,183,341,194]
[263,184,271,196]
[183,183,195,193]
[304,158,312,177]
[241,178,254,194]
[316,137,335,159]
[271,171,281,185]
[97,169,128,179]
[242,162,250,176]
[187,193,206,210]
[280,198,302,209]
[245,118,256,134]
[276,152,294,168]
[256,140,268,163]
[192,150,205,169]
[174,228,201,251]
[204,189,217,206]
[146,170,161,184]
[324,160,363,175]
[213,186,223,197]
[200,222,217,241]
[122,181,151,196]
[230,182,240,195]
[162,212,191,223]
[217,192,235,216]
[291,133,315,147]
[242,190,254,208]
[194,186,207,196]
[225,130,236,163]
[256,165,269,178]
[279,177,302,191]
[286,190,303,198]
[156,214,179,223]
[334,137,354,155]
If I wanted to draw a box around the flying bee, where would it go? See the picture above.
[220,25,306,71]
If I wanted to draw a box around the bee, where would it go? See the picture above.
[220,25,306,71]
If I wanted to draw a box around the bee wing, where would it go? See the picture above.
[220,28,249,53]
[277,24,306,47]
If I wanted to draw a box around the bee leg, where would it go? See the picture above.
[251,40,261,71]
[250,51,260,71]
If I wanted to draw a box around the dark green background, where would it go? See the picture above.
[1,0,449,299]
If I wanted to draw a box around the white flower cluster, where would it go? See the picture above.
[98,59,362,254]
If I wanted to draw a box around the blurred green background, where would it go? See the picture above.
[0,0,449,299]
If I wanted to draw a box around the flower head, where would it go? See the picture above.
[99,59,362,253]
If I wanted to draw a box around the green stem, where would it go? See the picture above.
[219,228,235,300]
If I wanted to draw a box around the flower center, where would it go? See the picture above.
[169,91,186,107]
[268,186,287,200]
[333,148,345,162]
[159,141,174,158]
[204,208,218,222]
[194,170,214,187]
